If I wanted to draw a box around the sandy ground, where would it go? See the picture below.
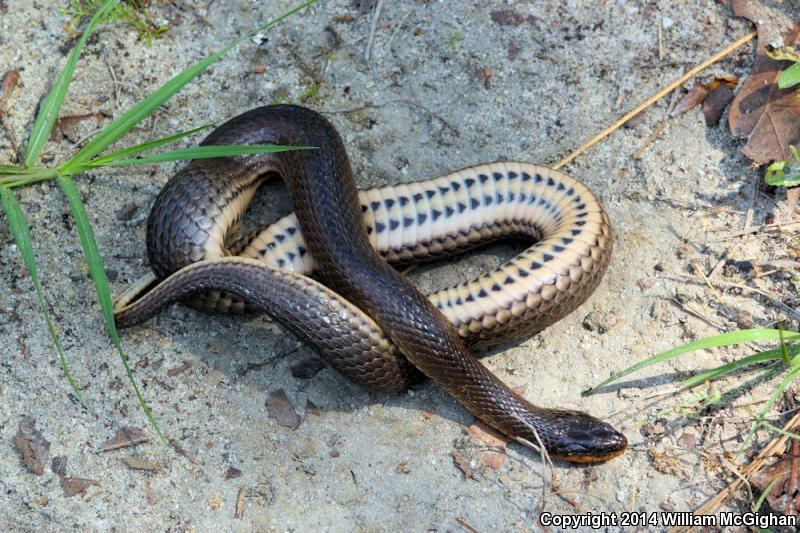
[1,0,799,531]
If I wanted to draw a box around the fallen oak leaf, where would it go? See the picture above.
[728,0,800,164]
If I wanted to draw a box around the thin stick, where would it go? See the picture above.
[364,0,384,63]
[673,274,800,322]
[553,31,755,170]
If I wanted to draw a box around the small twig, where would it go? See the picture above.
[324,99,460,137]
[364,0,384,63]
[632,119,669,160]
[455,516,480,533]
[234,487,247,518]
[673,274,800,322]
[385,10,412,52]
[707,221,800,241]
[553,31,756,170]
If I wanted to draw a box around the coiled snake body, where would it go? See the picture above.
[114,105,627,462]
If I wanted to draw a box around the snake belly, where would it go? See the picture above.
[114,104,627,462]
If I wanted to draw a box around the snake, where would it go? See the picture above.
[113,104,627,462]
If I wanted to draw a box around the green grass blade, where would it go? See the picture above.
[761,420,800,441]
[56,174,164,442]
[681,347,791,388]
[753,477,781,512]
[86,122,216,167]
[0,164,26,174]
[585,329,800,394]
[23,0,118,167]
[0,187,83,400]
[88,144,313,168]
[63,0,318,170]
[739,364,800,453]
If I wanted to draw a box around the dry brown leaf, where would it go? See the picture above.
[729,0,800,164]
[60,477,99,497]
[15,417,50,475]
[671,85,710,117]
[50,112,104,141]
[265,389,302,429]
[751,441,800,519]
[467,423,509,469]
[166,360,192,376]
[100,427,150,452]
[0,70,19,110]
[703,84,735,126]
[123,457,161,471]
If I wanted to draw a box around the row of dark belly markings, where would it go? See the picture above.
[252,169,592,270]
[240,165,603,327]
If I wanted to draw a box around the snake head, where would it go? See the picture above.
[548,411,627,463]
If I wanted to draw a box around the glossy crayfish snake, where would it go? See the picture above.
[113,105,627,462]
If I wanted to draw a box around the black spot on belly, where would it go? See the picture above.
[465,177,476,188]
[287,252,296,261]
[370,201,381,211]
[522,172,531,181]
[457,202,467,213]
[557,182,565,191]
[287,227,297,235]
[552,245,565,252]
[478,289,488,298]
[508,171,518,180]
[445,206,454,217]
[491,283,502,291]
[403,217,414,227]
[470,198,480,209]
[531,261,542,269]
[451,181,461,191]
[400,196,409,206]
[413,193,423,202]
[277,259,286,267]
[484,196,493,206]
[385,198,395,209]
[375,222,386,233]
[439,186,450,195]
[493,172,503,181]
[389,220,400,230]
[543,254,554,262]
[426,190,436,198]
[466,294,475,302]
[546,177,555,186]
[275,234,286,242]
[360,205,368,212]
[417,213,427,224]
[562,237,573,245]
[479,174,489,183]
[298,246,307,256]
[432,209,442,221]
[504,275,514,285]
[535,173,543,183]
[517,268,529,277]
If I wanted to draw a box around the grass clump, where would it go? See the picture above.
[1,0,318,441]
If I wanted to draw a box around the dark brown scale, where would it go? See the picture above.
[128,105,626,462]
